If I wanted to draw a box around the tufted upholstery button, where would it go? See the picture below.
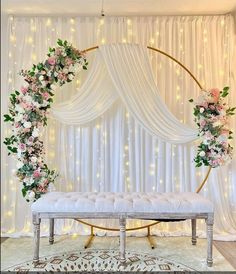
[31,192,214,214]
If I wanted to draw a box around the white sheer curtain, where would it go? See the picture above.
[1,15,236,240]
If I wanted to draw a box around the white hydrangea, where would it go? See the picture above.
[23,121,32,128]
[32,127,40,137]
[16,160,24,169]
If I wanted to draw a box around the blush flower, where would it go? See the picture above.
[47,56,56,66]
[33,169,41,178]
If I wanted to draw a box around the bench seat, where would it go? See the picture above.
[31,191,214,267]
[32,191,213,214]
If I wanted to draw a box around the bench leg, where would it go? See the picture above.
[33,214,41,265]
[119,217,126,264]
[206,214,214,267]
[191,219,197,245]
[49,218,54,245]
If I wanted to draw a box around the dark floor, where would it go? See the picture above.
[1,237,236,269]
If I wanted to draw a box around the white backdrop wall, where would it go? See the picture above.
[1,15,236,240]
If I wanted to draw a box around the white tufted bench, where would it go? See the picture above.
[31,192,214,266]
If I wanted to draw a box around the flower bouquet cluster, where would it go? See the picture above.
[4,39,88,202]
[190,87,235,168]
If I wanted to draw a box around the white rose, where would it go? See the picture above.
[15,113,24,122]
[16,160,24,169]
[203,139,209,145]
[26,190,35,201]
[213,120,222,127]
[32,101,40,108]
[23,121,32,128]
[74,63,81,71]
[24,95,32,103]
[50,84,57,91]
[54,71,58,77]
[63,68,68,74]
[15,104,25,114]
[42,100,49,107]
[200,107,205,113]
[68,74,74,80]
[199,151,206,157]
[31,156,37,163]
[39,75,44,81]
[68,64,75,72]
[41,81,46,87]
[32,127,39,137]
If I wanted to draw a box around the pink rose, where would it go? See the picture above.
[19,143,26,151]
[221,129,229,137]
[200,120,206,127]
[28,136,34,143]
[47,56,56,66]
[65,57,73,66]
[33,169,41,178]
[42,92,50,100]
[15,122,20,128]
[23,128,30,133]
[21,86,28,94]
[210,88,220,102]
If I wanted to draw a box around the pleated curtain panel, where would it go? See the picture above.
[1,15,236,240]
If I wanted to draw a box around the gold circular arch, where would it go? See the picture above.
[75,45,212,234]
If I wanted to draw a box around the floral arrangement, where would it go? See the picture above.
[3,39,88,202]
[189,87,235,168]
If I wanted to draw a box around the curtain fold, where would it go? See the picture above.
[51,52,118,124]
[100,43,197,143]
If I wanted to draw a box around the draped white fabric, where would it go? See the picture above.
[51,52,118,124]
[1,15,236,240]
[52,44,197,143]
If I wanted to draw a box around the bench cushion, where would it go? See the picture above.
[31,192,213,214]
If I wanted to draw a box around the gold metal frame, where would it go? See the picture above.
[76,45,212,248]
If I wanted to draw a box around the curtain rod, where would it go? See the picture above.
[4,13,232,18]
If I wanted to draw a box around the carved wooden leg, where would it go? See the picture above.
[33,214,41,265]
[119,217,126,264]
[49,218,54,245]
[206,214,214,267]
[191,219,197,245]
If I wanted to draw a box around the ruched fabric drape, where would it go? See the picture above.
[52,44,197,143]
[1,15,236,240]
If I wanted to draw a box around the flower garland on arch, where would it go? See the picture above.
[3,39,88,202]
[190,87,235,168]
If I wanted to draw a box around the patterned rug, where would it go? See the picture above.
[4,249,197,272]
